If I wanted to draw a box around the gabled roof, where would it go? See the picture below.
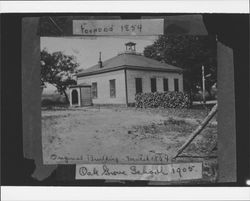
[77,53,183,77]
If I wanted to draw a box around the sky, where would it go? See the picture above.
[41,36,158,70]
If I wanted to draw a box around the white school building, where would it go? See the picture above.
[69,42,183,107]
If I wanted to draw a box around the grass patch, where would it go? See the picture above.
[128,118,196,141]
[165,117,187,126]
[41,93,69,110]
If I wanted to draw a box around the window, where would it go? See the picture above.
[163,78,169,92]
[135,78,142,94]
[174,78,179,92]
[151,78,157,92]
[92,82,97,98]
[109,79,116,98]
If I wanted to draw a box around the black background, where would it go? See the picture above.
[1,13,249,186]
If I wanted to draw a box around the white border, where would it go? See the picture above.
[1,187,250,200]
[1,1,249,200]
[0,1,249,13]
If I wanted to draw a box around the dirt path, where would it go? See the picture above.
[42,107,217,166]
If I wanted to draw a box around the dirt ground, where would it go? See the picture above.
[42,106,217,183]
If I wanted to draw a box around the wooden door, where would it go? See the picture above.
[80,87,92,106]
[72,89,79,105]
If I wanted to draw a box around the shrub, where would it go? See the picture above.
[41,98,68,107]
[135,91,191,109]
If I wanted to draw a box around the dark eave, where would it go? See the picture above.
[77,65,183,78]
[69,84,91,88]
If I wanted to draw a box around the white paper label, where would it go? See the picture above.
[73,19,164,36]
[75,162,202,181]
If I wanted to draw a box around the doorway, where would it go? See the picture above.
[72,89,79,105]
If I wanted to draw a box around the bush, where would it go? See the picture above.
[41,99,55,106]
[135,91,191,109]
[41,98,68,107]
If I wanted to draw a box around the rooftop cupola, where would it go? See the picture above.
[125,42,136,54]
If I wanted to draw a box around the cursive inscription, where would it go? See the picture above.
[79,165,127,176]
[50,153,171,164]
[87,155,119,163]
[126,154,168,163]
[80,23,142,34]
[101,165,127,176]
[130,165,168,176]
[73,19,164,36]
[79,166,99,176]
[76,163,202,181]
[50,154,83,163]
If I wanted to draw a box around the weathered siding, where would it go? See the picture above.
[77,70,126,104]
[126,69,183,103]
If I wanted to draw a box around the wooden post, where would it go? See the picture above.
[173,103,218,159]
[202,65,206,104]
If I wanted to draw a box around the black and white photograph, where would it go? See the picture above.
[40,18,218,183]
[1,2,250,199]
